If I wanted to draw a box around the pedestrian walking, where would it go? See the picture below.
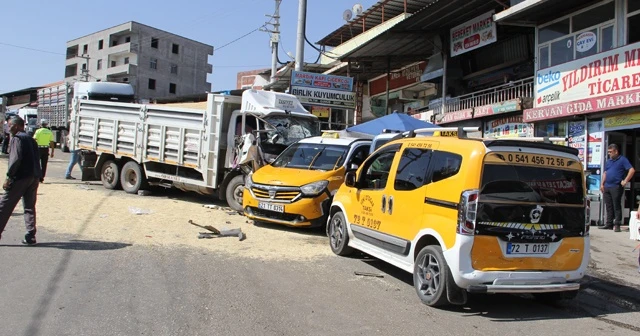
[65,136,81,180]
[32,119,55,183]
[0,116,42,245]
[600,143,636,232]
[1,116,10,154]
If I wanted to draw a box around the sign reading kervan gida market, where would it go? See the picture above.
[525,41,640,122]
[290,71,355,108]
[450,10,497,57]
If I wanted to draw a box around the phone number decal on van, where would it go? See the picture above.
[488,152,580,170]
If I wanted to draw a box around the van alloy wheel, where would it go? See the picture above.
[328,211,354,256]
[417,253,441,296]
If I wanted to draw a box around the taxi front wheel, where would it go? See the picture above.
[328,211,354,256]
[414,246,450,307]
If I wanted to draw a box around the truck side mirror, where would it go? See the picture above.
[345,171,356,188]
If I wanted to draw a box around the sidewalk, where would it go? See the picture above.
[588,224,640,287]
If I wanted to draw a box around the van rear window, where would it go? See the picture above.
[480,164,584,205]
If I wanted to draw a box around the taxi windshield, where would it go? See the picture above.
[272,143,349,170]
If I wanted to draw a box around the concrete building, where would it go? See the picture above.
[65,21,213,100]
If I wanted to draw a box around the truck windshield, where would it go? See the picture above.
[272,143,349,170]
[263,115,320,146]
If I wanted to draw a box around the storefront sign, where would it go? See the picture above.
[473,99,521,118]
[450,10,497,57]
[587,120,603,169]
[369,62,427,96]
[291,71,353,92]
[527,41,640,121]
[311,106,330,118]
[290,86,356,108]
[435,109,473,124]
[604,111,640,128]
[568,120,586,163]
[483,114,532,138]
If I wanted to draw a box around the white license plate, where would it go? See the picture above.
[258,202,284,213]
[506,243,549,255]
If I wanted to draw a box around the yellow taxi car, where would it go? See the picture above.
[327,127,590,307]
[243,133,372,227]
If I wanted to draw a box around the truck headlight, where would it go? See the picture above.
[245,173,254,189]
[300,180,329,196]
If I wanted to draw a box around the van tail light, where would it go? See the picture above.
[457,189,479,236]
[584,198,591,236]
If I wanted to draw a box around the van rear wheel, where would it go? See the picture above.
[414,246,450,307]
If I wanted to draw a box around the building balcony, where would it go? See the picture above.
[109,42,138,55]
[106,63,136,76]
[431,76,534,117]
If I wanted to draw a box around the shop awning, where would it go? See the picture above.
[5,102,29,112]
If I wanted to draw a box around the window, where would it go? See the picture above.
[111,60,116,67]
[151,38,158,49]
[97,59,102,70]
[123,77,129,82]
[112,40,118,47]
[82,44,88,55]
[148,78,156,90]
[347,145,370,168]
[169,83,177,94]
[150,58,157,69]
[535,120,567,138]
[81,63,87,70]
[172,43,179,54]
[394,148,432,191]
[98,40,104,50]
[124,57,129,65]
[359,145,400,190]
[430,151,462,183]
[170,64,178,74]
[630,0,640,13]
[125,36,131,43]
[629,14,640,44]
[537,1,616,69]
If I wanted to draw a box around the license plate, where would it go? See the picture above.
[506,243,549,255]
[258,202,284,213]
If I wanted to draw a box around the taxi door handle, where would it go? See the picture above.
[381,195,387,213]
[388,196,393,215]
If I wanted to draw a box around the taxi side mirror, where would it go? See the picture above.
[345,171,356,188]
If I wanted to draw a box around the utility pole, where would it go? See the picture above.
[294,0,307,71]
[261,0,282,85]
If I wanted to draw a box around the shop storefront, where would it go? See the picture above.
[524,0,640,225]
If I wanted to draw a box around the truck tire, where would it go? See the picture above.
[225,175,245,212]
[120,161,147,194]
[101,160,121,190]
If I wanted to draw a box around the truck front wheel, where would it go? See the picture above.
[225,175,245,212]
[121,161,147,194]
[101,160,121,190]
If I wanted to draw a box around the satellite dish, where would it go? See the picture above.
[343,9,353,21]
[352,4,363,16]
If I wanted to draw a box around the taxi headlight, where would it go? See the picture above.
[300,180,329,196]
[245,173,254,189]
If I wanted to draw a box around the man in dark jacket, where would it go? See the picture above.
[0,116,42,245]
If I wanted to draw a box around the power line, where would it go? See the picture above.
[215,25,265,52]
[0,42,65,56]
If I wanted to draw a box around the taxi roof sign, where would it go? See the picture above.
[434,130,458,137]
[321,130,340,138]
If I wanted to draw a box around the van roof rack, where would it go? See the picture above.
[381,129,404,133]
[483,136,568,144]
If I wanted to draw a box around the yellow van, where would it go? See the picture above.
[327,127,590,307]
[243,133,371,227]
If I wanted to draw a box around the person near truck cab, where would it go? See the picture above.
[65,136,81,180]
[0,116,42,245]
[1,117,10,154]
[33,119,55,183]
[600,143,635,232]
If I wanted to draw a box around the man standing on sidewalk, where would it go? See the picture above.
[33,119,54,183]
[0,116,42,245]
[601,143,635,232]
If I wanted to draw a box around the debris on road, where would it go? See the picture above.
[188,219,220,234]
[129,207,152,215]
[203,204,219,210]
[354,271,384,278]
[198,229,246,241]
[77,185,93,190]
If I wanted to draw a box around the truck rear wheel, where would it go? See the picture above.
[225,175,245,212]
[121,161,147,194]
[101,160,121,190]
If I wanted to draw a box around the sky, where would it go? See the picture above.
[0,0,378,94]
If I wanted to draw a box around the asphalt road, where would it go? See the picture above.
[1,153,640,336]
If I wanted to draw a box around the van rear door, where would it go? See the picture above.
[470,148,586,272]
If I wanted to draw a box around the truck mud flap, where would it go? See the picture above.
[81,167,99,182]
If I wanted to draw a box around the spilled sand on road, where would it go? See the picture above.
[4,162,332,261]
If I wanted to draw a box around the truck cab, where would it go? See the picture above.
[243,131,371,227]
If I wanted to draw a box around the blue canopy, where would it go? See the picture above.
[346,112,439,135]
